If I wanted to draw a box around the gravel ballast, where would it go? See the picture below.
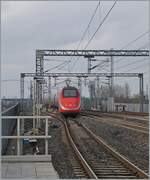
[39,117,79,179]
[77,115,149,173]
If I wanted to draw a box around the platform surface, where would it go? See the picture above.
[1,155,59,179]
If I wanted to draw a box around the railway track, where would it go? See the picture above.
[83,110,149,117]
[49,113,89,178]
[82,110,148,123]
[103,113,149,124]
[115,111,149,116]
[50,113,148,179]
[81,112,149,134]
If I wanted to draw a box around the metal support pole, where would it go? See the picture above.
[86,56,93,109]
[110,55,114,97]
[30,80,33,100]
[107,76,111,97]
[54,77,57,86]
[93,81,96,109]
[45,118,48,155]
[17,118,20,155]
[146,84,148,100]
[34,80,40,127]
[89,81,95,109]
[78,77,82,108]
[78,77,82,96]
[38,82,42,111]
[88,57,91,73]
[139,73,144,112]
[89,81,92,109]
[89,82,92,109]
[48,76,51,103]
[20,73,24,114]
[40,58,44,104]
[20,74,25,139]
[33,78,36,127]
[33,78,36,114]
[96,77,100,110]
[37,82,41,128]
[36,52,44,124]
[36,81,38,116]
[84,77,87,86]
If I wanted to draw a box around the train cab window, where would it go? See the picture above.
[63,89,77,98]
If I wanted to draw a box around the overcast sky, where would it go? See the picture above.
[1,1,149,98]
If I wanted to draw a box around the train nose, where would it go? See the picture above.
[64,103,72,106]
[64,103,78,107]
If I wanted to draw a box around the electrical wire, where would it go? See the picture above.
[71,0,117,74]
[119,60,149,73]
[115,31,149,64]
[84,0,118,49]
[69,1,101,71]
[114,57,149,70]
[75,1,101,50]
[115,42,149,64]
[44,58,66,61]
[44,61,70,72]
[2,79,29,82]
[121,31,149,50]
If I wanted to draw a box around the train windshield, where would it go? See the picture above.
[63,89,77,98]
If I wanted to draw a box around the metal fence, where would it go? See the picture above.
[2,98,33,114]
[2,103,20,155]
[1,116,51,156]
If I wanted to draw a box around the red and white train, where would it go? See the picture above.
[58,86,80,117]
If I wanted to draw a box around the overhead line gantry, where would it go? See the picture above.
[36,49,149,57]
[36,49,149,75]
[21,49,149,114]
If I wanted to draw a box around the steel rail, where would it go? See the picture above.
[50,113,148,178]
[80,123,149,179]
[121,111,149,116]
[103,113,149,123]
[81,112,149,134]
[50,114,98,179]
[83,110,149,117]
[64,120,98,179]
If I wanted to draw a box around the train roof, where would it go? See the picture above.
[62,86,78,90]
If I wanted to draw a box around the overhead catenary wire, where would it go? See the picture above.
[2,79,30,82]
[71,0,117,73]
[44,60,70,72]
[44,58,67,61]
[120,60,149,73]
[69,1,101,71]
[121,31,149,50]
[115,57,149,71]
[114,42,149,65]
[2,79,20,82]
[115,31,149,63]
[84,0,118,49]
[75,1,101,50]
[74,0,118,73]
[71,0,118,71]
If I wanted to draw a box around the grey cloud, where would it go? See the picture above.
[1,1,149,97]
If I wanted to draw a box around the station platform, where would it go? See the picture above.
[1,155,59,179]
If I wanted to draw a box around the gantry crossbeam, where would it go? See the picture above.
[36,49,149,57]
[21,72,141,78]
